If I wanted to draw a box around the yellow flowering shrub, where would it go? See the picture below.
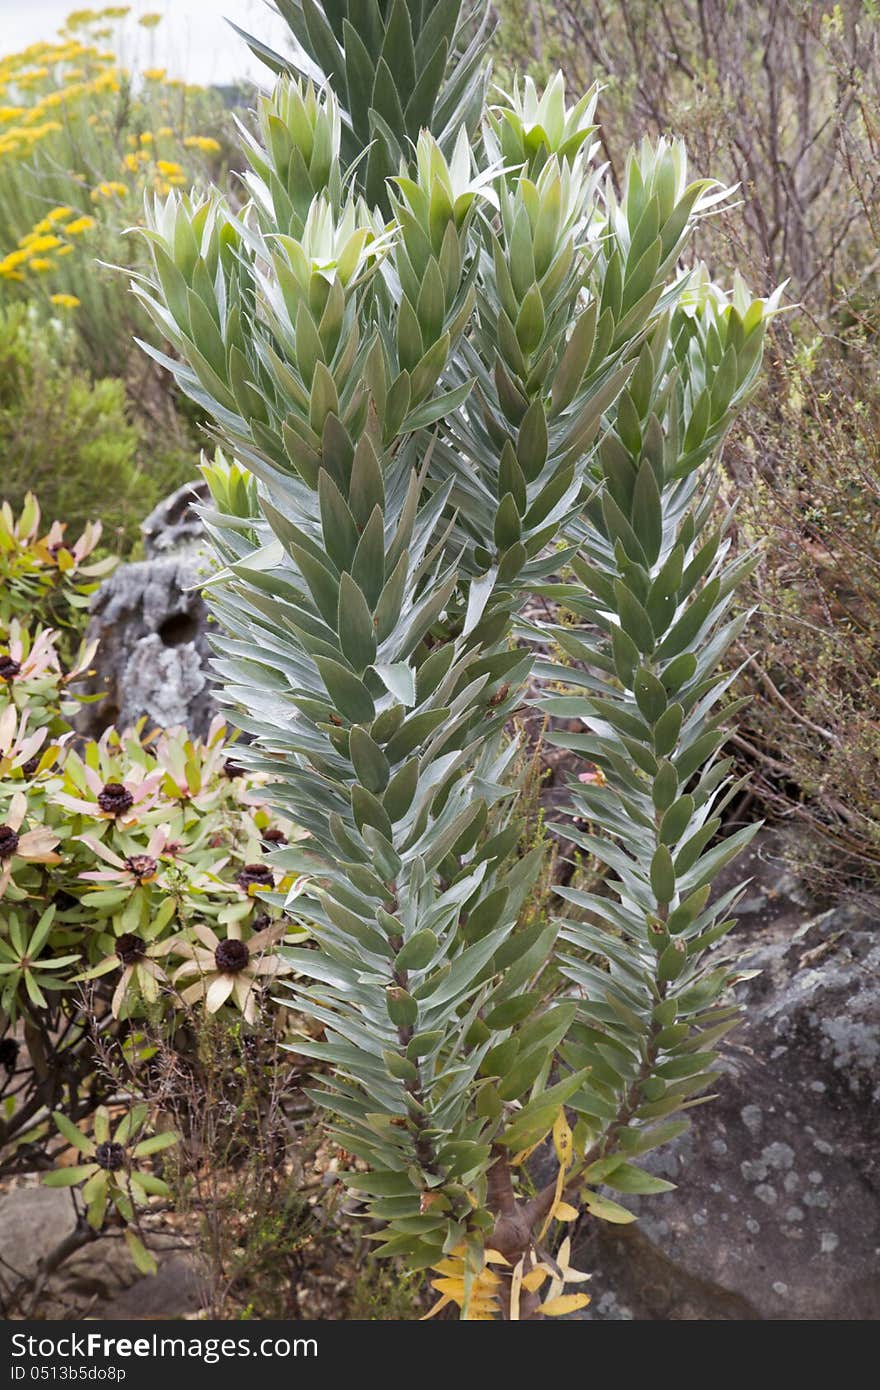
[0,5,233,370]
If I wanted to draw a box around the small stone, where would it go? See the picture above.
[74,484,217,740]
[740,1159,768,1183]
[802,1189,831,1209]
[761,1141,795,1170]
[740,1104,763,1134]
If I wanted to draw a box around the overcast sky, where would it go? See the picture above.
[0,0,292,86]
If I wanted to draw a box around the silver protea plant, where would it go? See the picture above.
[132,0,782,1320]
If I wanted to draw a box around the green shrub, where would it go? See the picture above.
[0,491,320,1309]
[493,0,880,891]
[141,1013,316,1319]
[0,303,193,552]
[347,1257,426,1321]
[0,6,230,556]
[0,6,237,378]
[0,503,307,1191]
[733,332,880,889]
[43,1105,179,1277]
[136,0,777,1319]
[0,489,114,651]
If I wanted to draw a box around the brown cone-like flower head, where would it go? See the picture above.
[95,1141,126,1171]
[215,938,250,973]
[123,854,157,882]
[0,825,20,859]
[97,782,134,816]
[116,933,146,966]
[261,827,287,849]
[236,863,274,893]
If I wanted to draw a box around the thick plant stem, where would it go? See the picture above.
[486,1148,543,1318]
[486,1002,667,1319]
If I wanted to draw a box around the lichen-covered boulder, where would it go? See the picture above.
[75,481,218,737]
[571,837,880,1320]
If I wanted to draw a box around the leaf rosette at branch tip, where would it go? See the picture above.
[42,1104,178,1274]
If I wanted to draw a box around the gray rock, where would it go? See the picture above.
[0,1186,132,1316]
[76,481,218,738]
[571,838,880,1320]
[0,1186,77,1283]
[46,1230,144,1314]
[0,1185,201,1318]
[142,480,210,560]
[99,1253,203,1320]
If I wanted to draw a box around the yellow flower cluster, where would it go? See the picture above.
[183,135,221,154]
[156,159,185,182]
[62,7,132,29]
[21,234,63,252]
[0,6,222,303]
[0,32,122,162]
[91,180,126,200]
[0,207,94,281]
[0,120,63,159]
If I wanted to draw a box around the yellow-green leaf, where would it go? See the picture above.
[540,1293,591,1316]
[582,1190,636,1224]
[552,1109,573,1169]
